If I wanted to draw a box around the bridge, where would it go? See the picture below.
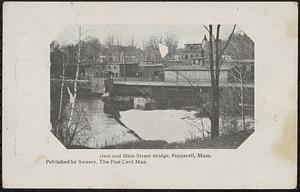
[51,78,254,95]
[51,78,254,110]
[113,80,254,88]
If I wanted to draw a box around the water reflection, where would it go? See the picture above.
[78,99,137,148]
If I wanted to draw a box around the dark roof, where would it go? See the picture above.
[139,63,164,67]
[230,59,254,63]
[164,64,209,71]
[183,43,205,52]
[164,62,232,71]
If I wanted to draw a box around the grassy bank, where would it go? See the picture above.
[101,129,254,149]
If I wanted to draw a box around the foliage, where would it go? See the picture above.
[223,33,254,59]
[50,82,94,148]
[58,102,94,147]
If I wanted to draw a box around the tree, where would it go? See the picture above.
[50,41,64,77]
[163,25,238,138]
[219,87,240,133]
[52,26,95,148]
[55,49,68,138]
[163,33,178,60]
[65,26,82,145]
[105,34,115,48]
[81,36,102,62]
[144,35,164,61]
[129,36,137,48]
[227,38,254,131]
[146,35,163,49]
[205,24,237,138]
[227,33,254,59]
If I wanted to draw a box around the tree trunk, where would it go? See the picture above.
[211,86,220,138]
[209,25,221,138]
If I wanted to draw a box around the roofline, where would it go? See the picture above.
[182,50,205,52]
[164,68,230,71]
[184,43,203,45]
[140,64,164,67]
[230,59,255,63]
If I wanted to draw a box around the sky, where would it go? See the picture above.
[55,24,243,49]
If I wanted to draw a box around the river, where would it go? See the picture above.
[75,98,254,148]
[77,99,137,148]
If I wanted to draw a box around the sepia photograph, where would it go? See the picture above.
[50,24,255,149]
[3,2,297,189]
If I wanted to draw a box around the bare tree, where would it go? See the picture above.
[105,34,115,48]
[129,36,137,48]
[228,39,254,131]
[66,26,81,130]
[146,35,163,49]
[163,33,178,60]
[60,25,94,148]
[60,101,93,147]
[81,36,102,62]
[163,25,237,138]
[142,40,147,61]
[115,35,122,46]
[205,24,237,138]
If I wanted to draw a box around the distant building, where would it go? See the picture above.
[181,43,206,65]
[164,61,232,83]
[174,54,182,61]
[173,48,184,61]
[81,45,144,79]
[139,63,164,81]
[104,45,143,78]
[119,62,140,78]
[101,63,120,79]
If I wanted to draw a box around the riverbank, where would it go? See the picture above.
[102,129,254,149]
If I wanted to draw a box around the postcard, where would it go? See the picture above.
[2,2,297,189]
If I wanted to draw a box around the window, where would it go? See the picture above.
[154,71,159,76]
[114,66,116,70]
[196,55,199,58]
[200,59,204,66]
[108,66,111,69]
[115,73,118,78]
[191,54,193,58]
[185,55,188,59]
